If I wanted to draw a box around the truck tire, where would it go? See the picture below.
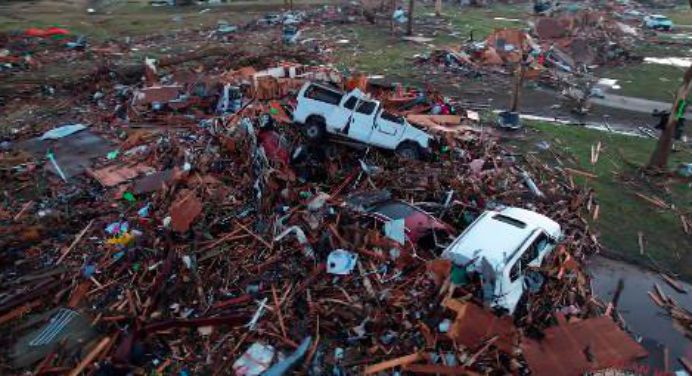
[304,117,326,141]
[396,142,420,160]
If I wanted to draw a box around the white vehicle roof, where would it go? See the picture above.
[441,207,561,268]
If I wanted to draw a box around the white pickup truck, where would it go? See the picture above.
[441,207,562,315]
[292,82,433,159]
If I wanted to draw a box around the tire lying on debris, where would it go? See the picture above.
[304,116,326,141]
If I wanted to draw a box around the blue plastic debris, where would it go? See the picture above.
[138,204,151,218]
[82,264,96,278]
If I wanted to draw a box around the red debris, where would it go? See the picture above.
[444,299,518,353]
[521,316,648,375]
[25,27,70,38]
[88,164,151,187]
[169,192,203,232]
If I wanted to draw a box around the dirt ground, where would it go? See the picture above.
[1,0,690,281]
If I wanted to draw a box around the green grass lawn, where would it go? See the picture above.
[320,2,528,78]
[0,0,333,41]
[597,63,686,102]
[665,6,692,26]
[510,122,692,280]
[443,3,529,40]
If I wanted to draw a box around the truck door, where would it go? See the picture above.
[497,231,543,314]
[497,257,525,314]
[326,94,356,133]
[347,100,376,143]
[370,110,404,148]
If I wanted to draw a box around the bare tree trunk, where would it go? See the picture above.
[406,0,414,36]
[647,65,692,170]
[435,0,441,17]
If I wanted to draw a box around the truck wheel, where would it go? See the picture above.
[304,118,325,141]
[396,143,420,160]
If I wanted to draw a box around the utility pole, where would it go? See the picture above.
[647,65,692,170]
[390,0,396,32]
[510,61,526,112]
[406,0,414,36]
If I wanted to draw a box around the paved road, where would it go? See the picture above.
[591,93,692,117]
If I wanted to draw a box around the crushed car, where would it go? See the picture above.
[345,190,455,250]
[441,207,562,315]
[292,82,434,159]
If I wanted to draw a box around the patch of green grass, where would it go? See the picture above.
[443,4,530,40]
[630,40,682,58]
[512,122,692,280]
[0,0,333,42]
[665,6,692,26]
[322,3,528,78]
[326,24,421,78]
[597,63,686,102]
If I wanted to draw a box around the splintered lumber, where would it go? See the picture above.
[634,193,668,209]
[56,219,94,265]
[638,232,644,255]
[654,283,668,304]
[660,274,687,294]
[67,336,111,376]
[364,353,423,375]
[564,167,598,179]
[681,215,689,234]
[0,300,41,326]
[648,291,665,307]
[404,364,481,375]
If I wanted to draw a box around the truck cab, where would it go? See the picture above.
[440,207,562,315]
[292,82,433,159]
[643,15,673,31]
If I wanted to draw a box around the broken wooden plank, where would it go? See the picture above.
[638,232,645,255]
[634,193,668,209]
[660,273,687,294]
[648,291,665,308]
[56,219,94,265]
[654,283,669,304]
[564,167,598,179]
[364,353,423,375]
[0,300,41,326]
[404,363,481,375]
[67,336,111,376]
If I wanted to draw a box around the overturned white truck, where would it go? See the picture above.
[441,207,562,315]
[292,82,433,159]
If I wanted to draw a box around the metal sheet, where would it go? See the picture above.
[15,130,113,178]
[521,316,648,375]
[444,300,517,353]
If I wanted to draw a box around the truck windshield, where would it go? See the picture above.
[304,85,343,105]
[356,101,376,115]
[380,111,404,124]
[344,97,376,114]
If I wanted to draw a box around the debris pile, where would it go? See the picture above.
[0,48,651,373]
[0,29,85,73]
